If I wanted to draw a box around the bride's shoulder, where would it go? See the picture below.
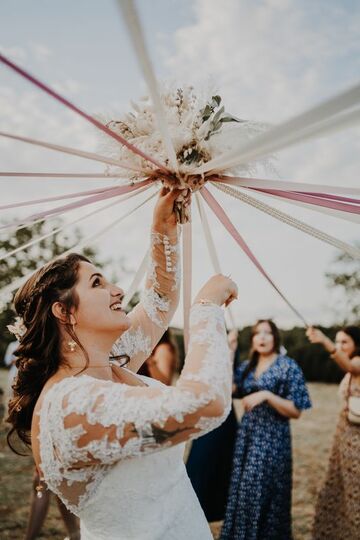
[34,375,88,417]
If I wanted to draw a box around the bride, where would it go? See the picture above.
[7,187,237,540]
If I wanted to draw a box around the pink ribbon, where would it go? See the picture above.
[0,179,152,231]
[0,185,121,211]
[201,186,308,326]
[182,222,192,352]
[249,188,360,215]
[214,177,360,212]
[0,53,168,173]
[296,191,360,205]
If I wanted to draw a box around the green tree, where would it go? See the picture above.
[325,246,360,324]
[0,218,124,363]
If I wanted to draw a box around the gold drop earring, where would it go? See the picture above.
[67,339,77,352]
[67,323,77,352]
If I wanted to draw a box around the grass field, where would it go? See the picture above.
[0,369,340,539]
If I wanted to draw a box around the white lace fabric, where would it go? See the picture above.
[111,228,180,373]
[37,227,232,538]
[39,302,231,516]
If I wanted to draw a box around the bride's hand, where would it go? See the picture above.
[153,187,190,233]
[193,274,238,308]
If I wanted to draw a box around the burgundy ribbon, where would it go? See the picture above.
[296,192,360,205]
[248,188,360,215]
[0,53,168,173]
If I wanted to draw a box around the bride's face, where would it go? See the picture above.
[72,261,131,336]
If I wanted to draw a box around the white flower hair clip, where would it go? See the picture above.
[7,317,27,342]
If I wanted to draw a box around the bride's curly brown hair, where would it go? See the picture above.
[6,253,91,454]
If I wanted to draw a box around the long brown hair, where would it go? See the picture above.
[138,328,178,377]
[6,253,90,454]
[239,319,281,386]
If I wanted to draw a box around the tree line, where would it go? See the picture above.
[0,220,358,383]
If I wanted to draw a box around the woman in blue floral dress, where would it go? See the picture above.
[221,320,311,540]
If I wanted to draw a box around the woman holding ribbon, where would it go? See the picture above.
[306,325,360,540]
[6,187,237,540]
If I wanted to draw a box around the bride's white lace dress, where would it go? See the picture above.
[36,228,233,539]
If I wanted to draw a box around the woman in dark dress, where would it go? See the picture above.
[186,329,239,522]
[221,320,311,540]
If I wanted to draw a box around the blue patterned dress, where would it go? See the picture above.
[221,355,311,540]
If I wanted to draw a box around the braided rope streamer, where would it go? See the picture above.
[212,182,360,259]
[201,186,308,326]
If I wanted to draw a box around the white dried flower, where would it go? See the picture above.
[7,317,27,342]
[96,85,271,181]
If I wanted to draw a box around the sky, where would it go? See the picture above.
[0,0,359,329]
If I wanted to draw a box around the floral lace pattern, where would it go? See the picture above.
[111,228,180,372]
[38,303,232,517]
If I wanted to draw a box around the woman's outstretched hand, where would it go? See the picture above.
[152,187,190,234]
[193,274,238,308]
[306,327,327,346]
[306,326,336,355]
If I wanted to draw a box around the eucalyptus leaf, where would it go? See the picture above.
[212,106,225,124]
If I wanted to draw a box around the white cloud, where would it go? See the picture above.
[30,42,53,62]
[0,44,27,62]
[52,78,85,96]
[1,1,359,328]
[159,0,360,327]
[164,0,360,121]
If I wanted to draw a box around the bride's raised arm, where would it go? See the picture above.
[112,188,182,373]
[55,283,237,469]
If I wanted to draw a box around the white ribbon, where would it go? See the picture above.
[0,172,127,179]
[195,83,360,174]
[121,249,150,309]
[195,193,236,329]
[118,0,178,173]
[0,131,145,173]
[182,221,192,352]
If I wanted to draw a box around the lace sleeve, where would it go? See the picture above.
[54,304,232,469]
[111,227,180,373]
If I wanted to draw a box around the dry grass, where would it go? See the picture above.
[0,369,339,539]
